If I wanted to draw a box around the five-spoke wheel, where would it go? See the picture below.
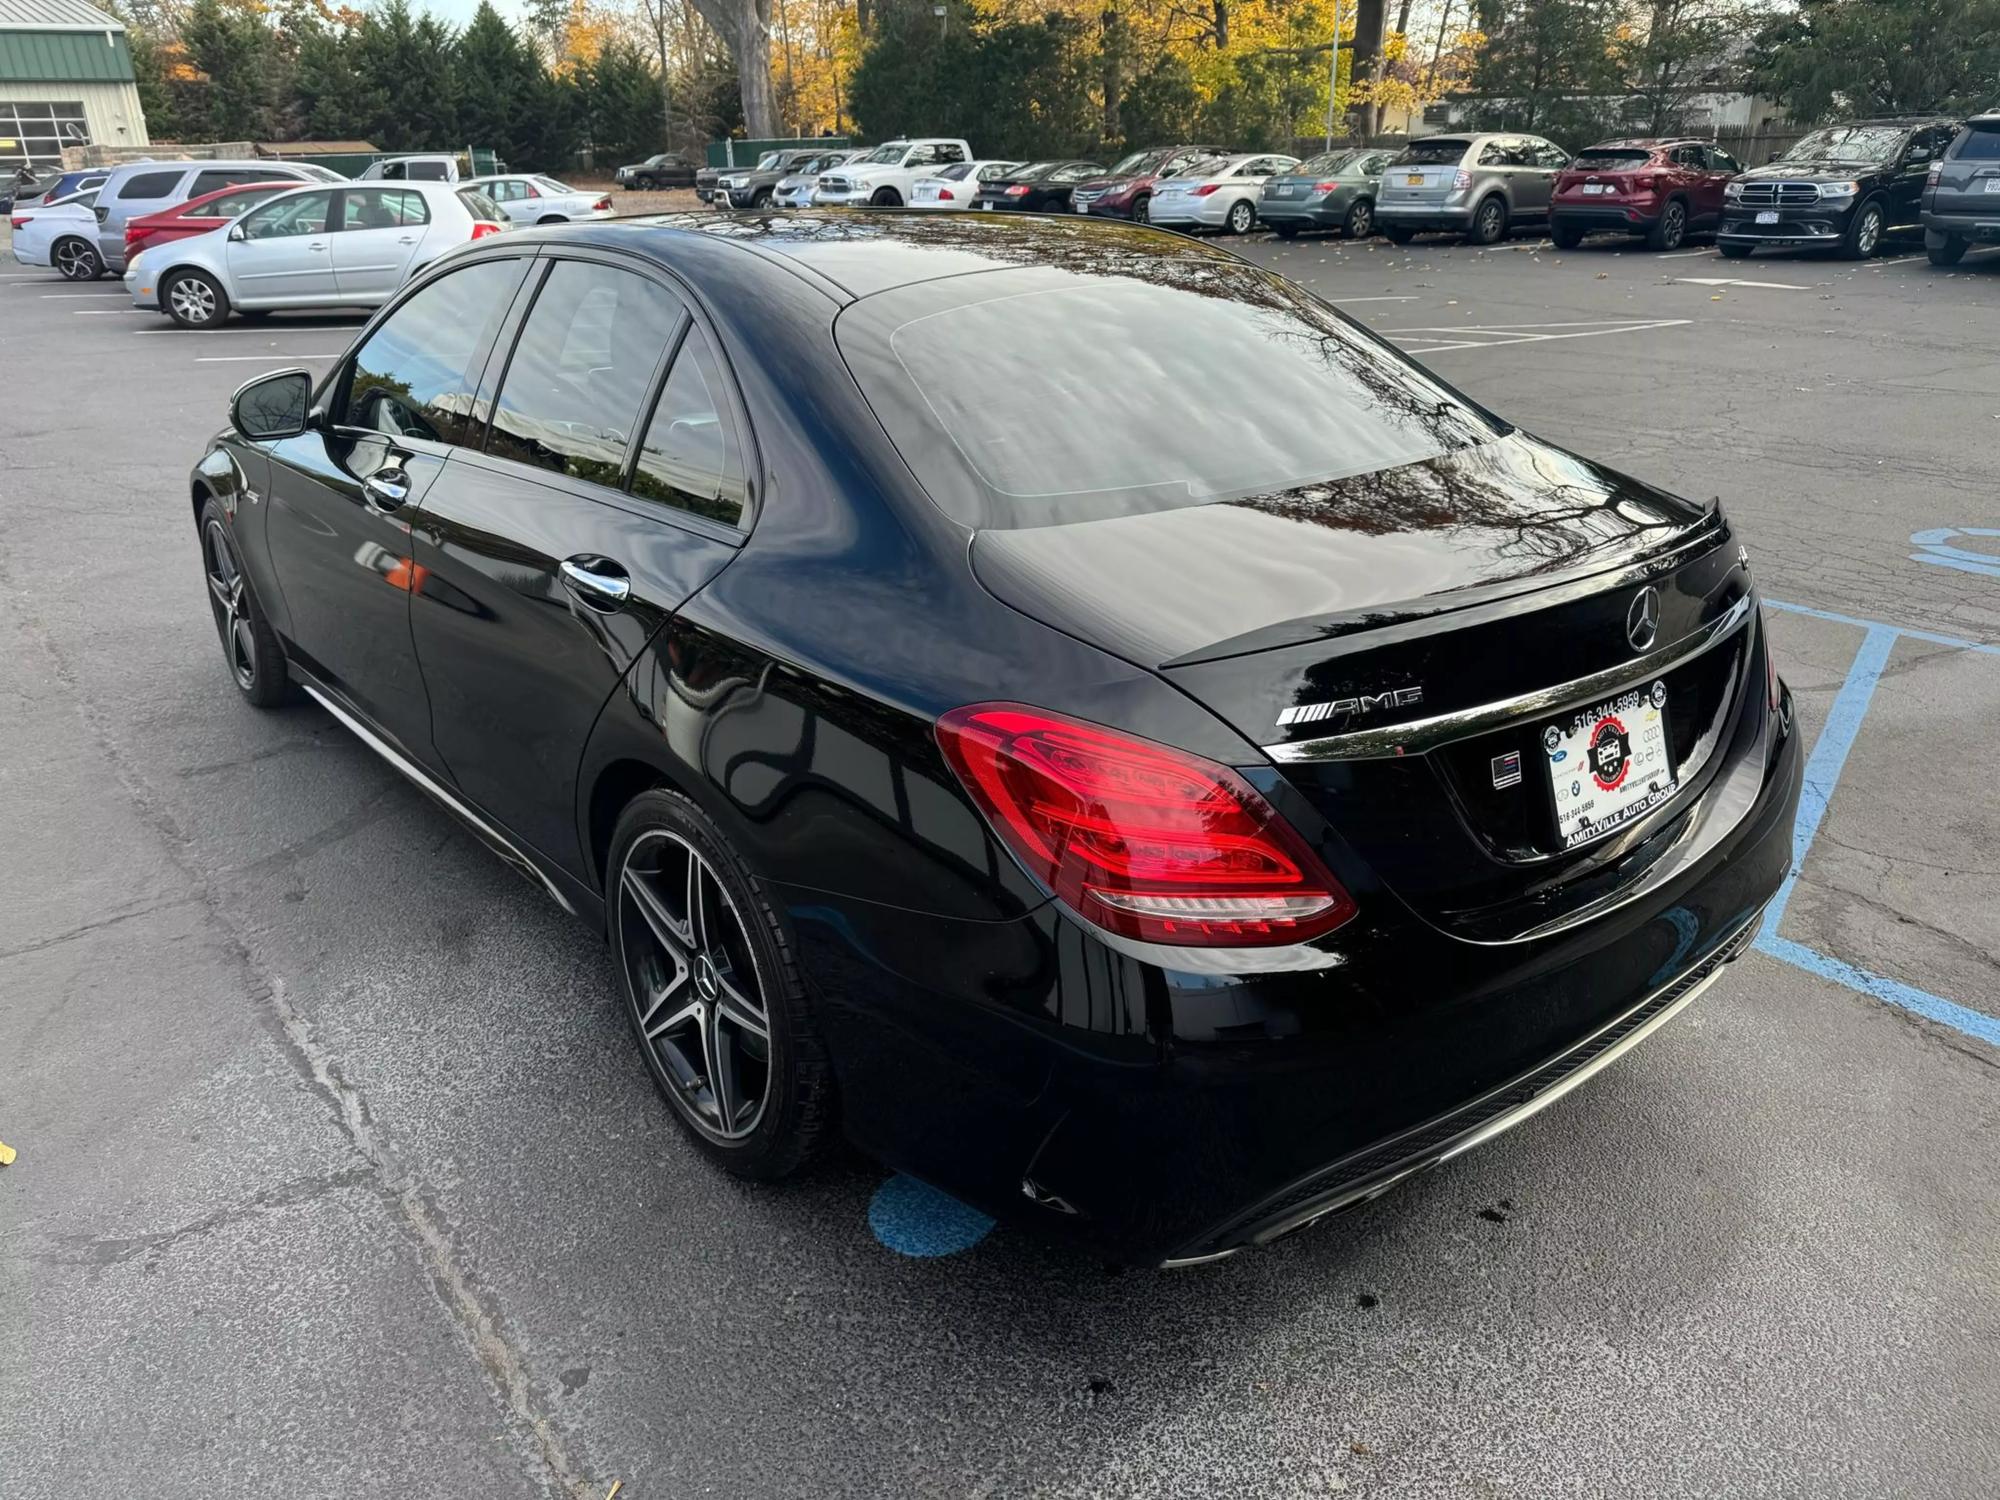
[198,498,289,706]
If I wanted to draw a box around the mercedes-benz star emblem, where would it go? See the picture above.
[1626,586,1661,652]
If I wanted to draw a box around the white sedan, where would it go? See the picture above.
[465,174,615,226]
[1147,153,1302,235]
[126,180,509,328]
[910,161,1022,209]
[9,189,102,277]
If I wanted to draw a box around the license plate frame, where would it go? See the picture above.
[1582,182,1607,195]
[1543,682,1678,850]
[1756,209,1780,224]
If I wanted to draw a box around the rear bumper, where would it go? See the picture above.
[1373,202,1474,231]
[1552,204,1661,232]
[1256,194,1347,226]
[801,674,1801,1267]
[1147,198,1232,228]
[1923,211,2000,243]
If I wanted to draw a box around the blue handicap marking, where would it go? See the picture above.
[868,1173,995,1257]
[1910,526,2000,580]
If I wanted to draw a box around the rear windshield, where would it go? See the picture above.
[839,261,1501,530]
[457,188,502,221]
[1297,150,1363,175]
[1570,149,1653,170]
[1952,123,2000,161]
[1394,138,1470,166]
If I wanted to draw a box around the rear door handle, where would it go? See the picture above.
[559,555,631,610]
[397,235,417,244]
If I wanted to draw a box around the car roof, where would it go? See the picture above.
[507,210,1245,302]
[1582,138,1701,149]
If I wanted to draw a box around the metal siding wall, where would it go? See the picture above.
[0,29,136,83]
[0,79,147,149]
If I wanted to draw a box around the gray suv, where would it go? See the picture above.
[92,159,339,274]
[1374,132,1570,245]
[1922,113,2000,265]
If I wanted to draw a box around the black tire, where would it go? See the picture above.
[1225,198,1255,235]
[1840,199,1885,259]
[536,213,567,224]
[1718,240,1754,259]
[54,235,101,280]
[1274,222,1300,239]
[198,498,290,708]
[1382,224,1417,244]
[1645,198,1689,251]
[1549,221,1585,249]
[1928,233,1969,266]
[1467,195,1507,246]
[752,187,772,209]
[608,788,836,1180]
[634,174,657,191]
[870,186,902,207]
[1131,193,1151,224]
[164,268,230,328]
[1344,197,1374,239]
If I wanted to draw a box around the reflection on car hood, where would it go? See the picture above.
[969,431,1715,667]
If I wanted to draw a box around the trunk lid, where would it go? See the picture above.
[1380,145,1468,207]
[971,433,1757,940]
[1929,119,2000,221]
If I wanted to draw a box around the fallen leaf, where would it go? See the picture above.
[0,1140,14,1167]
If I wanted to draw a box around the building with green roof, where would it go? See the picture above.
[0,0,148,175]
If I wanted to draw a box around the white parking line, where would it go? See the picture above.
[43,291,126,298]
[1868,255,1923,268]
[1676,276,1809,289]
[1388,318,1692,353]
[71,308,130,315]
[1654,248,1716,259]
[1329,295,1422,303]
[132,324,365,335]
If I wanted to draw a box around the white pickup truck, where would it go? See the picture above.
[812,139,975,208]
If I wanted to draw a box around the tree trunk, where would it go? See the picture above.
[1211,0,1228,49]
[1351,0,1388,137]
[1102,3,1126,148]
[690,0,780,138]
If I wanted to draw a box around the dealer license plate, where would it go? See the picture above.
[1582,182,1607,194]
[1543,683,1677,849]
[1756,209,1780,223]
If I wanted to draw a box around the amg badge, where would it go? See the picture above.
[1277,685,1425,728]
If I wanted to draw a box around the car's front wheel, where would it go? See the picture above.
[1718,240,1754,258]
[608,789,835,1180]
[165,269,229,328]
[199,499,290,707]
[634,174,656,191]
[536,214,567,224]
[871,187,902,207]
[1841,199,1885,259]
[53,235,100,280]
[1131,193,1150,223]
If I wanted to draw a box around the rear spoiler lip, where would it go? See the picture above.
[1159,498,1726,671]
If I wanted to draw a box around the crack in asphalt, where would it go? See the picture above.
[0,549,599,1500]
[40,1167,377,1269]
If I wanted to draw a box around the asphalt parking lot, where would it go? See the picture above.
[4,220,1999,1498]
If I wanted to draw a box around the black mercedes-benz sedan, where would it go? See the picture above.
[191,211,1800,1266]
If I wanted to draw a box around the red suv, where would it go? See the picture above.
[1550,138,1741,250]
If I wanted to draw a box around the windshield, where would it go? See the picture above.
[1783,125,1905,163]
[534,176,572,194]
[1108,149,1167,176]
[1297,150,1362,175]
[840,261,1498,529]
[755,152,781,169]
[1395,138,1471,165]
[859,144,907,165]
[1571,149,1653,170]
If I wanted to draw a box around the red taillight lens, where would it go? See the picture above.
[9,214,28,231]
[469,221,503,239]
[938,187,954,201]
[125,228,142,250]
[1312,180,1340,192]
[1453,168,1472,191]
[935,704,1357,947]
[1004,184,1031,196]
[1193,183,1221,196]
[1633,175,1658,194]
[593,197,611,211]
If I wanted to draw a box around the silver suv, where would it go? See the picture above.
[1374,132,1570,245]
[92,159,340,274]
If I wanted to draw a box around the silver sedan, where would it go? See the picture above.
[464,174,616,226]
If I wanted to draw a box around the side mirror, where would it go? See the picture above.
[231,368,314,441]
[228,223,247,242]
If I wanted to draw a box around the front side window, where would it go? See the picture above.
[342,258,525,447]
[487,261,682,487]
[341,189,429,229]
[239,191,333,239]
[1707,146,1743,172]
[632,324,749,527]
[117,169,185,201]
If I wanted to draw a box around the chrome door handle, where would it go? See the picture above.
[559,556,631,610]
[362,468,410,511]
[398,235,416,244]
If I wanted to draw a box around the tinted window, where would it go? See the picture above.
[185,188,272,219]
[1572,150,1652,170]
[459,188,503,222]
[239,190,334,239]
[116,170,184,200]
[936,163,974,181]
[1050,163,1100,183]
[341,189,429,228]
[487,261,681,487]
[1953,124,2000,160]
[841,262,1498,529]
[1706,146,1742,172]
[408,160,450,180]
[632,325,749,526]
[343,258,525,446]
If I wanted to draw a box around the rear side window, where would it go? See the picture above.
[458,188,503,222]
[486,261,682,487]
[342,258,526,447]
[840,262,1498,530]
[1952,125,2000,161]
[1396,138,1469,165]
[342,189,429,228]
[116,170,184,201]
[631,325,750,526]
[408,160,450,181]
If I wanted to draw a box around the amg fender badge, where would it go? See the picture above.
[1277,685,1424,729]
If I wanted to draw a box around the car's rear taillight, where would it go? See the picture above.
[593,197,611,211]
[936,704,1357,947]
[124,227,142,250]
[1453,168,1472,191]
[1193,184,1222,196]
[469,221,503,239]
[9,214,28,231]
[1313,180,1339,192]
[938,187,954,201]
[1004,184,1031,196]
[1927,158,1945,187]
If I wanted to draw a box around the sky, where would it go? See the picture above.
[399,0,532,30]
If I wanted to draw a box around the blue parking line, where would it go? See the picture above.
[1755,603,1997,1048]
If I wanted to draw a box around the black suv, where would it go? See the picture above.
[1718,117,1958,259]
[613,153,697,190]
[1921,113,2000,265]
[716,149,828,209]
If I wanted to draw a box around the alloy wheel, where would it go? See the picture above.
[618,830,772,1143]
[202,519,256,690]
[1347,200,1373,238]
[1660,202,1685,249]
[170,275,218,325]
[1228,200,1254,234]
[55,240,95,279]
[1857,206,1881,256]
